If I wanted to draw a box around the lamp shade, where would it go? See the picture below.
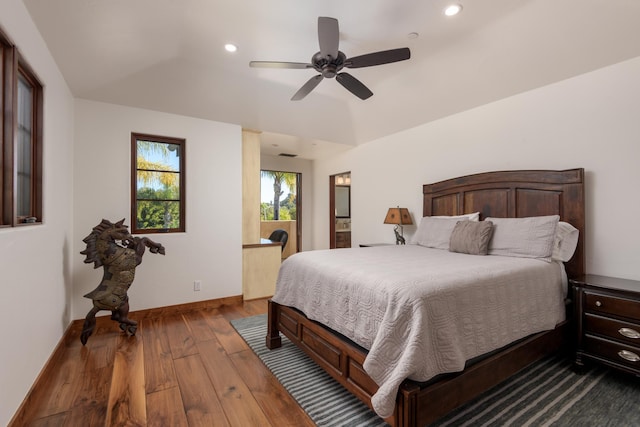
[384,207,412,225]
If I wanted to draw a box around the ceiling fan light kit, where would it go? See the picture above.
[249,17,411,101]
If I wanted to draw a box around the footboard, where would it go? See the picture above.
[266,299,570,427]
[266,300,384,416]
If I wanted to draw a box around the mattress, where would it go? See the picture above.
[271,245,567,418]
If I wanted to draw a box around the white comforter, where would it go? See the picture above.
[271,245,566,418]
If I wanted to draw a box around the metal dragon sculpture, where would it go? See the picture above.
[79,219,165,345]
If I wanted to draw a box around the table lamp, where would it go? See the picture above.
[384,207,412,245]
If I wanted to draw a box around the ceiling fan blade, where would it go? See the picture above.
[291,75,324,101]
[345,47,411,68]
[318,16,339,60]
[336,73,373,100]
[249,61,312,69]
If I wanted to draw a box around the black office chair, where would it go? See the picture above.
[268,229,288,253]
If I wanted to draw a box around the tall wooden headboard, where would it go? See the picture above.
[423,169,585,278]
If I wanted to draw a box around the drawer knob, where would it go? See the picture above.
[619,328,640,339]
[595,300,602,307]
[618,350,640,363]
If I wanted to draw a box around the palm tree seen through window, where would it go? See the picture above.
[131,133,185,233]
[260,170,297,221]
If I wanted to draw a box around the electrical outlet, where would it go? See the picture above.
[194,280,201,291]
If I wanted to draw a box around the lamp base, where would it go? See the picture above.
[393,225,406,245]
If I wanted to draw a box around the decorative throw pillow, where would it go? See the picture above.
[449,220,494,255]
[552,221,579,262]
[486,215,560,261]
[410,217,469,250]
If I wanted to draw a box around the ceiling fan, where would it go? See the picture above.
[249,17,411,101]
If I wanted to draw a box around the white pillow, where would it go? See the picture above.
[411,216,469,249]
[552,221,579,262]
[486,215,560,261]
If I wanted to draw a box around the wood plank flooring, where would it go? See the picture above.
[10,298,315,427]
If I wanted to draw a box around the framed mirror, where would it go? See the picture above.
[335,186,350,218]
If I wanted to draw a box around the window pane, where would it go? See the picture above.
[260,171,297,221]
[137,140,180,172]
[136,200,180,230]
[136,171,180,200]
[16,75,33,217]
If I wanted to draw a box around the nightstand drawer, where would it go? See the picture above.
[584,335,640,371]
[585,291,640,322]
[585,313,640,346]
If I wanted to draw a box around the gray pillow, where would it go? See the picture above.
[410,217,469,249]
[449,220,494,255]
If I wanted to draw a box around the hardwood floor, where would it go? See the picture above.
[10,298,315,427]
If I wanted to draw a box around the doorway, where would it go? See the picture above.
[260,170,301,257]
[329,172,351,249]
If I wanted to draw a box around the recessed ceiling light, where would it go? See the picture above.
[225,44,238,53]
[407,32,419,39]
[444,4,463,16]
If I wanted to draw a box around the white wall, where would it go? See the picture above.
[0,1,75,424]
[260,153,314,250]
[73,100,243,319]
[312,56,640,281]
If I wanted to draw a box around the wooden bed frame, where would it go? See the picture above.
[266,168,585,426]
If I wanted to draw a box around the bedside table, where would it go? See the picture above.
[571,274,640,376]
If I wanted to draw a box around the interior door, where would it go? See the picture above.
[329,172,351,249]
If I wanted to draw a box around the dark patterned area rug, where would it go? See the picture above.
[231,315,640,426]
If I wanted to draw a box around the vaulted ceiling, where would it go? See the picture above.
[24,0,640,158]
